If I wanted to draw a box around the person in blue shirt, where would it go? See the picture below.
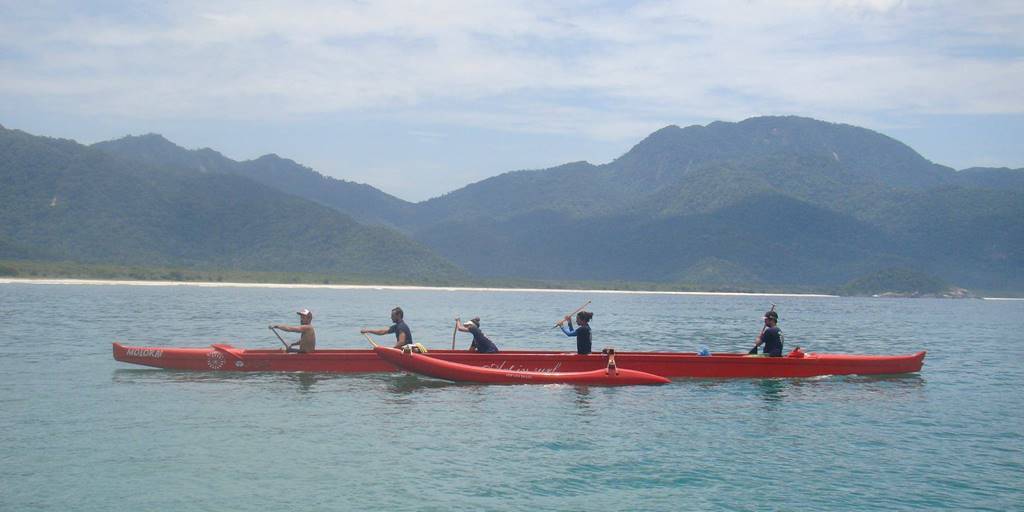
[455,317,499,353]
[559,311,593,355]
[361,306,413,348]
[751,310,784,357]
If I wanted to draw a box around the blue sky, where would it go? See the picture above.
[2,0,1022,201]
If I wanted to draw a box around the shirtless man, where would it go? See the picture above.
[272,308,316,353]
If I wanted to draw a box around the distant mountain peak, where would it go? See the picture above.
[115,132,176,146]
[249,154,313,175]
[253,153,291,164]
[650,124,683,134]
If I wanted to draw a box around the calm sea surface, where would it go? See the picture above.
[1,281,1022,511]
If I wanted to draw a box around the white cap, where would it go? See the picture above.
[297,308,312,317]
[463,320,476,328]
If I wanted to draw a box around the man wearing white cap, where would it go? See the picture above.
[272,309,316,353]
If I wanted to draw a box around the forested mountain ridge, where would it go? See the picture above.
[403,117,1022,289]
[9,116,1023,291]
[93,134,415,228]
[0,126,464,282]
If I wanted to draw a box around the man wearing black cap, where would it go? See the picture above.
[752,310,784,357]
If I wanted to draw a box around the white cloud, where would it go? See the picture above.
[1,0,1022,138]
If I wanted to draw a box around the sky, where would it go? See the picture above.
[1,0,1022,202]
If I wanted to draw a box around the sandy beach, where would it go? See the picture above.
[0,277,837,298]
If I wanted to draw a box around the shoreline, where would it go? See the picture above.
[0,277,837,298]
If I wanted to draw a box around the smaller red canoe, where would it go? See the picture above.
[374,346,670,386]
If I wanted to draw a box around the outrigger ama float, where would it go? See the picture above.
[374,345,670,386]
[112,342,925,379]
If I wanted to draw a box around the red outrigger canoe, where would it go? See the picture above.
[374,346,670,386]
[112,342,925,379]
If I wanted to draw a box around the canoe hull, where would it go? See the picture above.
[374,346,670,386]
[113,342,925,378]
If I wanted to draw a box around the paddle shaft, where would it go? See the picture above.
[269,326,290,350]
[362,332,380,348]
[452,317,459,350]
[554,300,591,328]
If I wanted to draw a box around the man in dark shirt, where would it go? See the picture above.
[455,317,499,353]
[361,307,413,348]
[752,310,784,357]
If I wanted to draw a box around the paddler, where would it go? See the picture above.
[272,308,316,353]
[558,311,593,355]
[361,306,413,349]
[455,317,499,353]
[750,310,784,357]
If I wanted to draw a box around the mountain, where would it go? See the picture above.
[952,166,1024,191]
[0,126,464,282]
[413,193,907,285]
[404,117,1022,290]
[93,134,415,228]
[70,116,1024,291]
[412,116,960,226]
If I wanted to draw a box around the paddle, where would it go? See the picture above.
[452,317,459,350]
[362,332,379,348]
[554,300,591,329]
[748,303,776,355]
[269,326,290,351]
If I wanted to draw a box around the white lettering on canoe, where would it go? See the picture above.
[126,348,163,358]
[481,361,562,373]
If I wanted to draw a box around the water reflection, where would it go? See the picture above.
[573,386,593,413]
[757,379,787,404]
[839,373,926,387]
[750,373,926,405]
[111,368,254,384]
[112,368,347,394]
[383,373,459,395]
[286,372,321,393]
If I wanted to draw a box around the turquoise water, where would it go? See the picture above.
[2,282,1022,511]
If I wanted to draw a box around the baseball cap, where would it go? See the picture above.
[297,308,312,317]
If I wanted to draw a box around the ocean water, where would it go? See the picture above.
[1,281,1022,511]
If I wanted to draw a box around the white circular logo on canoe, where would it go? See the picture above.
[207,351,225,370]
[234,360,244,368]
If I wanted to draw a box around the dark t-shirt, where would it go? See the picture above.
[761,326,783,357]
[467,325,499,353]
[562,324,592,355]
[387,321,413,346]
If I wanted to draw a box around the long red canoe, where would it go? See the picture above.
[374,346,670,386]
[112,342,925,378]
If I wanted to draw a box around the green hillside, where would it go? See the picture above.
[94,134,416,228]
[405,117,1023,290]
[26,115,1024,292]
[0,126,464,282]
